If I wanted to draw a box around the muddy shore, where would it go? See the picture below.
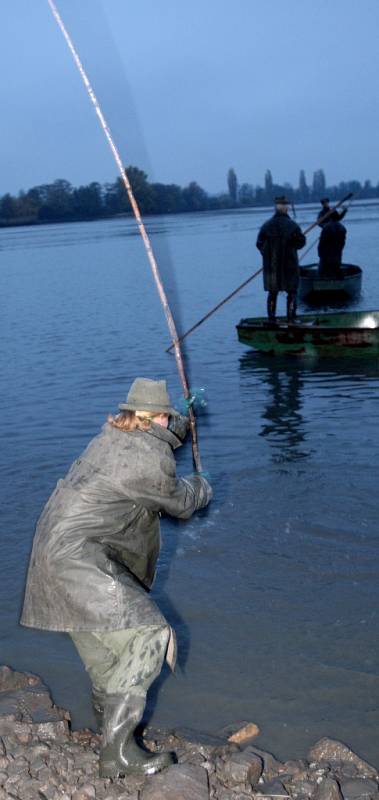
[0,665,377,800]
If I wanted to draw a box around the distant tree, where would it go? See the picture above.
[298,170,309,202]
[125,166,155,214]
[312,169,326,200]
[38,179,73,221]
[362,179,375,198]
[227,168,238,204]
[72,182,103,218]
[103,179,128,216]
[0,193,17,219]
[238,183,255,206]
[150,183,185,214]
[182,181,208,212]
[264,169,273,200]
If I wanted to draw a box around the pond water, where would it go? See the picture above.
[1,201,379,764]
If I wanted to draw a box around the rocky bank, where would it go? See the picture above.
[0,666,377,800]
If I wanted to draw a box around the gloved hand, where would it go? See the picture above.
[176,387,207,416]
[168,413,190,441]
[185,472,213,508]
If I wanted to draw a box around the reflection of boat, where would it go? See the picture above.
[236,310,379,357]
[299,263,362,304]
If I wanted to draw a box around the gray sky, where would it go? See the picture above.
[1,0,379,196]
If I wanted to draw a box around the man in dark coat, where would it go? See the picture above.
[317,197,347,228]
[21,377,212,780]
[256,195,306,323]
[318,211,347,277]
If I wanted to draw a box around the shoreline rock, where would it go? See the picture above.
[0,665,377,800]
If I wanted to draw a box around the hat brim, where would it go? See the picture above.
[118,402,178,416]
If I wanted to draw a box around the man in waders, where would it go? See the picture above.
[21,378,212,779]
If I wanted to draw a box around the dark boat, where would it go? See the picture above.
[298,263,362,304]
[236,310,379,357]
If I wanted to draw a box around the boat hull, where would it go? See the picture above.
[298,263,362,304]
[236,311,379,357]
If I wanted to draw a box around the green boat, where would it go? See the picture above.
[236,310,379,357]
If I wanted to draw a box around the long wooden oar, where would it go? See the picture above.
[47,0,202,471]
[166,192,354,353]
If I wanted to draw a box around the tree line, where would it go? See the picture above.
[1,166,378,227]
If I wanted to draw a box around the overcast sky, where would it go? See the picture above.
[1,0,379,196]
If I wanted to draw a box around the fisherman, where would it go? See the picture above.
[318,197,347,228]
[256,195,306,324]
[318,210,347,278]
[21,378,212,780]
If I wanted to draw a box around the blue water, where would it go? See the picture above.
[1,202,379,765]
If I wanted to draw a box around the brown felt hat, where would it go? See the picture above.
[274,195,290,205]
[119,378,177,415]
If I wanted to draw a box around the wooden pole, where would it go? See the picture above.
[47,0,202,471]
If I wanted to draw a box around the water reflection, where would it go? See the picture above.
[240,353,310,462]
[239,353,379,464]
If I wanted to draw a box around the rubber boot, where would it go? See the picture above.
[266,292,278,326]
[287,292,298,324]
[99,693,174,778]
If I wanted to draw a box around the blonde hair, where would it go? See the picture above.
[108,409,162,432]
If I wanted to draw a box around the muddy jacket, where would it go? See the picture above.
[256,211,306,292]
[20,422,212,633]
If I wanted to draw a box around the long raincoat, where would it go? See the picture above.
[21,421,211,633]
[256,210,306,293]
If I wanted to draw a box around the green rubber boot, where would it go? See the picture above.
[99,693,174,778]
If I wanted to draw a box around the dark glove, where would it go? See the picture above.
[168,413,190,441]
[184,473,213,509]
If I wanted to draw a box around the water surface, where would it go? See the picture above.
[1,202,379,764]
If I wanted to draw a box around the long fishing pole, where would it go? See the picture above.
[47,0,202,471]
[166,192,354,352]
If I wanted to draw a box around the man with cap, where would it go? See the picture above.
[21,378,212,780]
[317,197,347,228]
[256,195,306,324]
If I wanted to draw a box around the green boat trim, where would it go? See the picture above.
[236,310,379,358]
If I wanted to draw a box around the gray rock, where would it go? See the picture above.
[140,763,209,800]
[280,760,309,776]
[308,741,378,779]
[314,777,343,800]
[288,778,315,797]
[39,783,61,800]
[339,777,379,799]
[255,779,289,797]
[72,784,97,800]
[216,749,262,789]
[171,726,227,748]
[244,747,284,781]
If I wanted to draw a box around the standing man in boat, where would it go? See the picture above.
[318,210,347,278]
[318,197,347,228]
[256,195,306,324]
[21,377,212,780]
